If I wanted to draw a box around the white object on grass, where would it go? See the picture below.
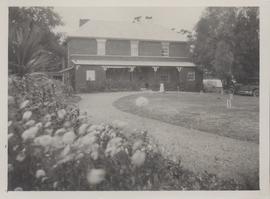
[135,97,149,107]
[226,93,233,109]
[159,83,165,92]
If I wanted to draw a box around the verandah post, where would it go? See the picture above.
[176,66,182,94]
[129,66,135,81]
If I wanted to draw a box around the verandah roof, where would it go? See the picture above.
[71,59,196,67]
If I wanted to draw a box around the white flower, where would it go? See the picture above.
[35,122,43,129]
[8,133,14,140]
[105,137,123,157]
[57,153,75,165]
[14,187,23,191]
[74,134,97,152]
[8,163,13,172]
[34,135,53,147]
[55,128,66,136]
[57,109,66,120]
[75,152,84,160]
[60,145,71,157]
[16,151,26,162]
[135,97,149,107]
[22,111,32,121]
[131,150,146,167]
[63,121,72,129]
[112,120,128,129]
[78,123,89,135]
[44,121,51,128]
[8,96,15,105]
[62,131,76,145]
[35,169,46,179]
[132,140,144,152]
[53,181,58,189]
[108,129,117,138]
[20,100,30,109]
[51,136,64,149]
[43,114,51,122]
[78,115,87,123]
[87,169,106,185]
[87,124,99,133]
[91,150,99,160]
[21,126,39,141]
[8,121,12,127]
[24,120,36,128]
[79,134,97,146]
[41,176,49,183]
[44,128,53,135]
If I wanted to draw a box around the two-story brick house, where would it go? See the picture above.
[62,20,202,92]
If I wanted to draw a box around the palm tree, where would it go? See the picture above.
[9,20,53,76]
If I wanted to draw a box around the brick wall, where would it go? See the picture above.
[75,65,106,91]
[169,42,189,57]
[179,67,203,91]
[106,40,131,56]
[68,38,190,58]
[138,41,162,56]
[68,38,97,55]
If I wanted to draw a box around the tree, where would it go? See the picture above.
[233,8,259,83]
[213,40,234,84]
[8,7,65,76]
[189,7,259,84]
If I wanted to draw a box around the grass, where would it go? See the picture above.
[113,92,259,143]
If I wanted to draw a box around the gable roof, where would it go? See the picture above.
[67,20,187,42]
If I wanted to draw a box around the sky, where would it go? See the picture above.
[53,7,205,34]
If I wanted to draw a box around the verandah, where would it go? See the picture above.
[103,66,181,90]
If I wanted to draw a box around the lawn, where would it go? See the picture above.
[114,92,259,143]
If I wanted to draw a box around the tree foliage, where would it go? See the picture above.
[9,7,65,76]
[190,7,259,84]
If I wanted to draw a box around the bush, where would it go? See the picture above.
[8,75,244,190]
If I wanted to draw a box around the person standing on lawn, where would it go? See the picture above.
[226,84,234,109]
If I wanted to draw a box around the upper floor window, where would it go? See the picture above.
[161,42,169,57]
[131,40,139,56]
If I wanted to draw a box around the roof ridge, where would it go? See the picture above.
[81,19,171,28]
[69,19,188,42]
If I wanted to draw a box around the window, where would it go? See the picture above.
[160,74,169,82]
[161,42,169,56]
[187,71,195,81]
[131,44,138,56]
[161,48,169,56]
[86,70,96,81]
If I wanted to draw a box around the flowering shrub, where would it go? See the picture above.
[8,75,244,191]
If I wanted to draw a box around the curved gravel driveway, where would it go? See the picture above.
[78,92,259,187]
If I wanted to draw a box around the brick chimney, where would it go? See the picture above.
[79,19,90,27]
